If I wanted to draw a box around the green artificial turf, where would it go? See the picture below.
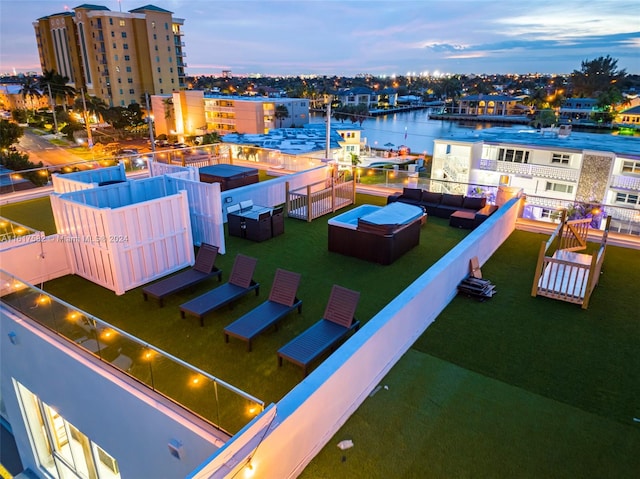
[301,351,640,479]
[302,230,640,478]
[24,194,466,410]
[1,197,57,235]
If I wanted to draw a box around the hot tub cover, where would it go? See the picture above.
[359,202,424,226]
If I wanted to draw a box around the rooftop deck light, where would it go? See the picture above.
[36,294,50,306]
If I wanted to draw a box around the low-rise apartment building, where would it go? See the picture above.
[151,91,310,138]
[431,127,640,233]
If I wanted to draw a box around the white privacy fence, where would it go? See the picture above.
[52,163,128,194]
[51,177,195,295]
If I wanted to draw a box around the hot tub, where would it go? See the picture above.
[328,203,425,265]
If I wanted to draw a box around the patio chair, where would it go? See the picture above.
[271,206,285,237]
[142,243,222,306]
[245,211,272,242]
[277,285,360,376]
[224,269,302,351]
[227,209,244,237]
[179,254,260,326]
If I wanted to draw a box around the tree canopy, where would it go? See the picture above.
[571,55,626,97]
[0,119,23,149]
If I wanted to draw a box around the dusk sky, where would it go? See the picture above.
[0,0,638,77]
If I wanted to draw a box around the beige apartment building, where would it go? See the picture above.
[33,4,186,107]
[151,90,310,139]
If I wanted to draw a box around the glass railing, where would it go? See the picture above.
[0,157,150,196]
[0,270,265,435]
[0,217,39,244]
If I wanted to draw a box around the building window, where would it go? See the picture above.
[160,89,164,94]
[109,18,113,25]
[155,45,158,51]
[114,54,118,61]
[120,88,123,94]
[171,78,175,84]
[124,55,130,61]
[545,181,574,194]
[153,33,157,40]
[169,67,173,73]
[127,78,133,83]
[165,22,169,29]
[551,153,570,164]
[157,67,161,73]
[111,31,114,37]
[117,78,121,84]
[129,88,135,94]
[540,208,554,219]
[119,20,125,27]
[123,43,128,50]
[15,381,122,479]
[112,42,116,49]
[151,21,155,29]
[126,66,131,72]
[615,192,639,205]
[166,35,170,41]
[622,160,640,174]
[120,100,125,106]
[156,56,160,62]
[498,148,530,163]
[159,78,162,84]
[121,32,127,38]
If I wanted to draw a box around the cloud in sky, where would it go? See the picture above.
[0,0,637,76]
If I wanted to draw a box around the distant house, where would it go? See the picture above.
[332,87,398,110]
[614,105,640,130]
[456,94,524,117]
[559,98,599,125]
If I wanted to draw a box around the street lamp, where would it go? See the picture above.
[145,92,156,154]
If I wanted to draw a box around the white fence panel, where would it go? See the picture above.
[150,162,198,181]
[166,176,224,253]
[52,164,127,194]
[51,187,194,295]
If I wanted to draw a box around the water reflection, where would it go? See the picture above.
[311,110,513,155]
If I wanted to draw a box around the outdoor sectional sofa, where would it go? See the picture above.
[387,187,498,228]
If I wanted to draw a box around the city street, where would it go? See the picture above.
[16,129,85,168]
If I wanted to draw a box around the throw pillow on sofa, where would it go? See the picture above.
[402,188,423,201]
[422,191,443,204]
[462,196,487,210]
[441,194,464,207]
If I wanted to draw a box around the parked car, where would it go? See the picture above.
[171,142,187,149]
[154,139,170,147]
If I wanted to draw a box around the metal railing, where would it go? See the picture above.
[0,271,264,435]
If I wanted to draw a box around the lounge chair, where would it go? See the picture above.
[179,254,260,326]
[277,285,360,376]
[142,243,222,306]
[224,269,302,351]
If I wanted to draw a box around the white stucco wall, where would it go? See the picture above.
[1,307,225,478]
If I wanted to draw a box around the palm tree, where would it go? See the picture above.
[19,77,42,116]
[275,104,289,128]
[39,69,76,112]
[74,94,108,124]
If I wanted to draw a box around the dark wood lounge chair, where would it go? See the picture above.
[277,285,360,376]
[142,243,222,306]
[179,254,260,326]
[224,269,302,351]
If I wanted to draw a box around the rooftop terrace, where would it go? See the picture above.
[2,191,639,477]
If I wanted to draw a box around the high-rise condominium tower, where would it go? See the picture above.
[33,4,186,107]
